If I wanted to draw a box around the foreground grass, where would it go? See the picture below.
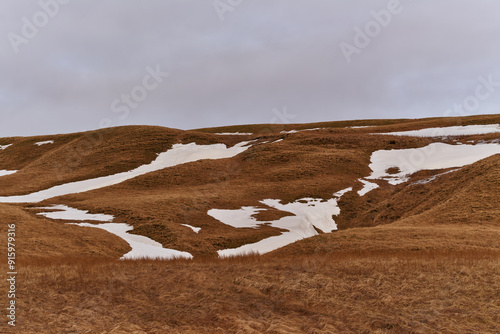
[3,250,499,333]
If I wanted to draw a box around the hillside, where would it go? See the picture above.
[0,114,499,333]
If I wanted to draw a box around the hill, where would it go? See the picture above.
[0,114,499,333]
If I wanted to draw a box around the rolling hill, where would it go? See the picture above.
[0,114,499,333]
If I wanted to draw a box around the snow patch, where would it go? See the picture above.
[35,204,192,260]
[0,141,253,203]
[410,168,461,186]
[181,224,201,233]
[35,204,114,222]
[377,124,500,137]
[357,179,379,196]
[333,187,352,198]
[215,132,253,136]
[366,143,500,185]
[280,128,324,134]
[209,206,264,229]
[71,222,193,260]
[209,198,339,257]
[35,140,54,146]
[0,170,17,177]
[0,144,12,150]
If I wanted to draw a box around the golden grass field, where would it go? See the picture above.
[0,114,499,333]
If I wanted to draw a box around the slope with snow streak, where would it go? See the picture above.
[377,124,500,137]
[366,143,500,186]
[209,198,339,257]
[0,170,17,177]
[36,204,114,222]
[35,140,55,146]
[0,141,252,203]
[36,205,193,260]
[357,179,379,196]
[72,223,193,260]
[215,132,253,135]
[181,224,201,233]
[333,187,352,198]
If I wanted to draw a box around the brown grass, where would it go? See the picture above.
[0,203,129,259]
[1,250,498,333]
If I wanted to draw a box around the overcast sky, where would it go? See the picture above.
[1,0,500,137]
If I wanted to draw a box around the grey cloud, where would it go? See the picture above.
[1,0,499,137]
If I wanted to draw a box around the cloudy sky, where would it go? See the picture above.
[1,0,499,137]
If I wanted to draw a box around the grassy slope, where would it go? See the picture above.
[194,113,500,134]
[27,115,500,256]
[0,114,499,332]
[0,125,244,196]
[271,154,500,257]
[0,203,129,259]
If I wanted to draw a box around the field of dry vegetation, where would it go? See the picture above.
[0,114,499,333]
[2,250,498,333]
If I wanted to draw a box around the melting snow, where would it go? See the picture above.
[35,204,192,260]
[280,128,324,134]
[0,170,17,177]
[215,132,253,135]
[71,222,193,260]
[35,140,54,146]
[181,224,201,233]
[0,141,253,203]
[366,143,500,186]
[35,204,114,222]
[357,179,379,196]
[209,198,339,257]
[377,124,500,137]
[0,144,12,150]
[333,187,352,198]
[410,168,461,186]
[209,206,264,229]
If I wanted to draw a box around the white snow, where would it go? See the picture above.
[35,204,114,222]
[36,204,192,260]
[215,132,253,136]
[209,197,339,257]
[0,141,253,203]
[280,128,324,134]
[357,179,379,196]
[377,124,500,137]
[349,126,374,129]
[209,206,264,229]
[410,168,461,186]
[71,222,193,260]
[366,143,500,185]
[302,128,324,132]
[35,140,54,146]
[0,170,17,177]
[0,144,12,150]
[333,187,352,198]
[272,139,284,143]
[181,224,201,233]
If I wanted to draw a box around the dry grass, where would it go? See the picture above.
[1,250,498,333]
[0,204,129,259]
